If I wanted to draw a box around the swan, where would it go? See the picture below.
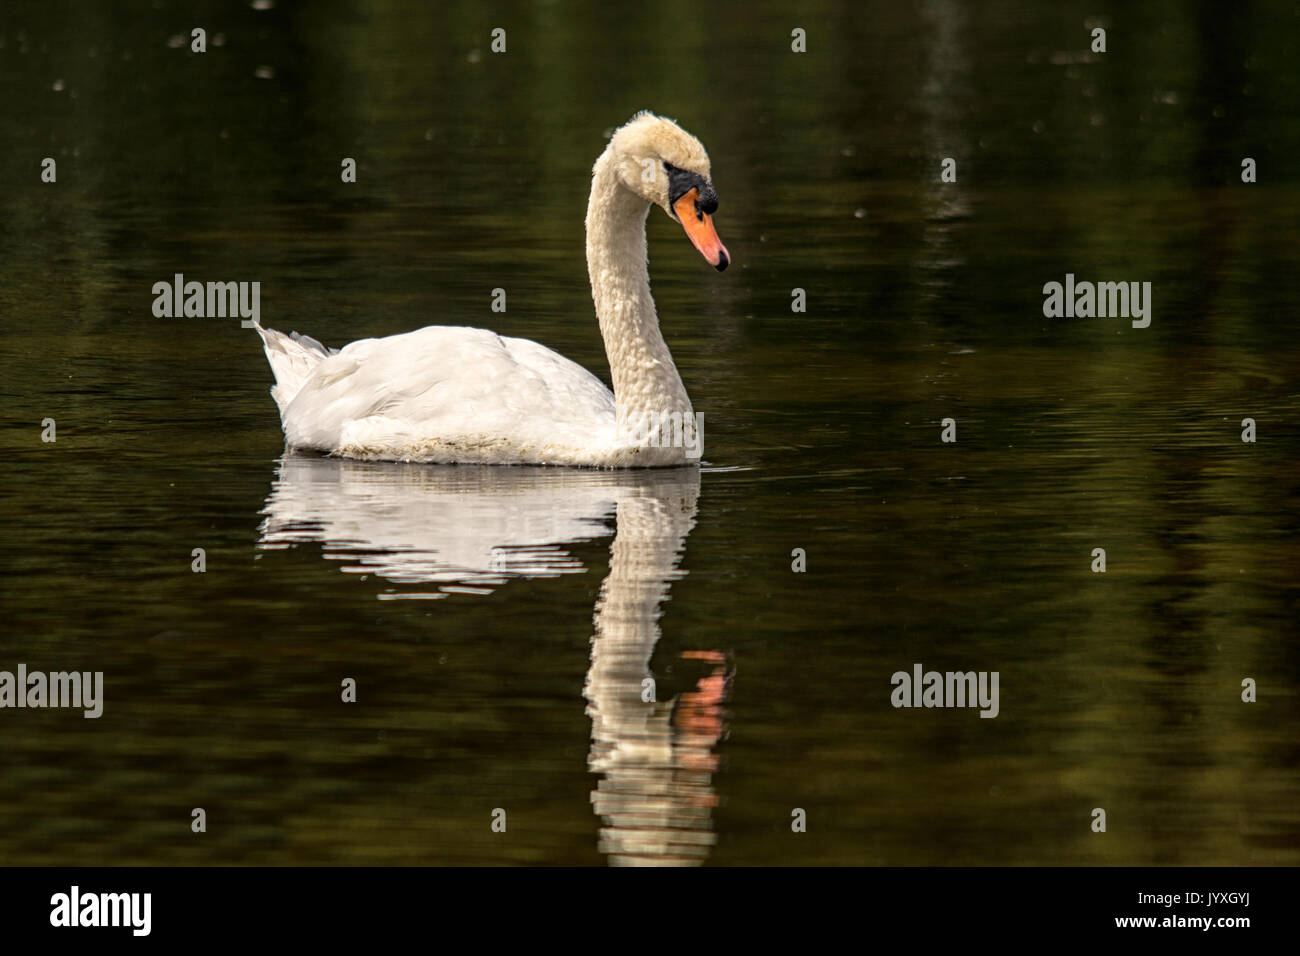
[254,111,729,467]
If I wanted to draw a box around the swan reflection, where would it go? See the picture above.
[258,456,619,597]
[257,456,728,864]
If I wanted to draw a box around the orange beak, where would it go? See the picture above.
[673,188,730,271]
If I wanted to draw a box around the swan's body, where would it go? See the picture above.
[256,112,729,467]
[261,325,619,465]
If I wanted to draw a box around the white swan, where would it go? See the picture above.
[255,112,729,467]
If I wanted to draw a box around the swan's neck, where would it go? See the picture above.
[586,151,692,422]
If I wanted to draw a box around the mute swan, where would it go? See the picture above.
[255,111,729,467]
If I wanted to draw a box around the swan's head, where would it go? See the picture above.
[607,111,730,271]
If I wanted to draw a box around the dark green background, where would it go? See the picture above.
[0,0,1296,864]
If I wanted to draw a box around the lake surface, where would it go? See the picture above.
[1,0,1297,864]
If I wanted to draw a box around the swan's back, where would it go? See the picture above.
[258,324,618,465]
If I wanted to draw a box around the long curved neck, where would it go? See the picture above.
[585,151,692,418]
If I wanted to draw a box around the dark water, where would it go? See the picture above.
[1,1,1297,864]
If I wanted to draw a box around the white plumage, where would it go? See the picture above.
[256,112,727,467]
[258,324,617,466]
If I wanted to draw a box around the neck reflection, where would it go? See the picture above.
[583,469,729,866]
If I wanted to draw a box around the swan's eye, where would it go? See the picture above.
[665,162,717,217]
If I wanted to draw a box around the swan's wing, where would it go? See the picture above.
[497,333,617,419]
[281,326,615,460]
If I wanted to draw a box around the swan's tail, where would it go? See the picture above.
[252,320,336,415]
